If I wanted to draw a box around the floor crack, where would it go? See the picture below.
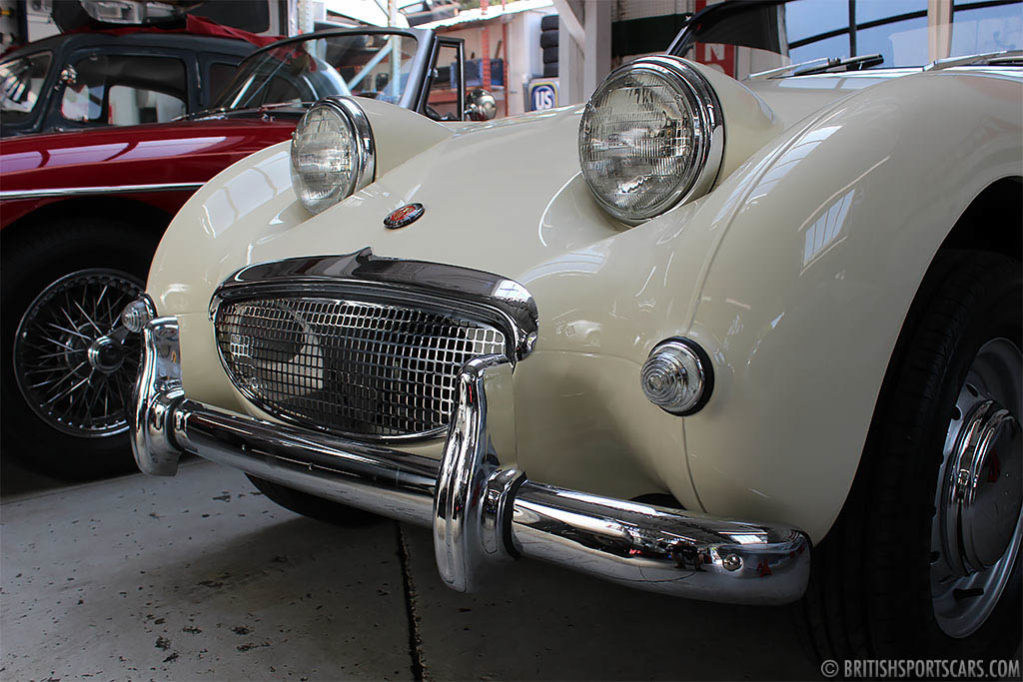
[396,523,426,681]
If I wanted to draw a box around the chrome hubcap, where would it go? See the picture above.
[13,269,143,438]
[931,338,1023,638]
[87,335,125,375]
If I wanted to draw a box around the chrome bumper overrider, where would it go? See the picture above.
[132,317,811,604]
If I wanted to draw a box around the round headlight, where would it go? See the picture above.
[579,56,723,223]
[291,97,375,215]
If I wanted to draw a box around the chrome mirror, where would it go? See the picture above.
[465,88,497,121]
[59,65,78,87]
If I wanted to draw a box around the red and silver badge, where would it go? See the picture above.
[383,203,424,229]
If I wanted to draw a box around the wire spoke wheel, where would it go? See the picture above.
[13,269,143,438]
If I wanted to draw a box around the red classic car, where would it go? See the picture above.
[0,26,486,478]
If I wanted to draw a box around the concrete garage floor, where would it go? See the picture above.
[1,458,819,680]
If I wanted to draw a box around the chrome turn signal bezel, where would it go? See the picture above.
[640,337,714,416]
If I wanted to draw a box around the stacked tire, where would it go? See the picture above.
[540,14,558,78]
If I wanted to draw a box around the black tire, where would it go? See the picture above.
[542,45,558,63]
[800,250,1022,662]
[247,475,380,526]
[1,216,161,480]
[543,62,559,78]
[540,31,559,49]
[540,14,558,31]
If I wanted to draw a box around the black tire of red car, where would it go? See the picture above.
[246,475,380,526]
[799,250,1022,662]
[540,14,559,31]
[0,218,160,480]
[543,62,559,78]
[542,45,559,63]
[539,30,559,49]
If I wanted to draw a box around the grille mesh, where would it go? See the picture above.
[214,296,506,438]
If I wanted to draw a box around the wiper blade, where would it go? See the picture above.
[924,49,1023,70]
[184,102,315,121]
[790,54,884,76]
[747,57,831,80]
[256,101,315,112]
[747,54,884,80]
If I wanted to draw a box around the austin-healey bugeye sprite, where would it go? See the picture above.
[116,0,1021,663]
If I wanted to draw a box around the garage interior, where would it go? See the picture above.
[2,0,1022,680]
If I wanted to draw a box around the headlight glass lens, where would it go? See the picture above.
[579,59,720,223]
[291,100,373,214]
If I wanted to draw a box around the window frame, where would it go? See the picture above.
[44,45,199,132]
[421,36,465,121]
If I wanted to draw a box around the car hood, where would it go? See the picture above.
[149,66,1023,365]
[149,70,919,322]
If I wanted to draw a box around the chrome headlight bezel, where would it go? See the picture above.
[578,55,724,224]
[290,96,376,215]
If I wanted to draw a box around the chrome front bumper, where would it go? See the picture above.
[132,316,811,605]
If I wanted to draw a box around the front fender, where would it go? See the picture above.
[683,69,1022,542]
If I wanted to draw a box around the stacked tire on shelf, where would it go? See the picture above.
[541,14,558,77]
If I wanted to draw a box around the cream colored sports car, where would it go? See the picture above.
[121,0,1022,663]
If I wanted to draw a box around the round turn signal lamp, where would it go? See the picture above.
[121,298,154,333]
[640,338,713,416]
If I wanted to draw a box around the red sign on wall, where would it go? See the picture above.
[692,0,736,78]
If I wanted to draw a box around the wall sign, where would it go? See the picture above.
[528,79,559,111]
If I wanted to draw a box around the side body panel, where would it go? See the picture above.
[0,118,297,228]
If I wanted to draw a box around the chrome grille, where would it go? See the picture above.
[214,296,506,439]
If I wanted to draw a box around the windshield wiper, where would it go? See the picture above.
[924,49,1023,70]
[747,54,883,80]
[790,54,884,76]
[747,57,830,80]
[177,102,314,122]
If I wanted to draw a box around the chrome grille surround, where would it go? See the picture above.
[210,249,538,442]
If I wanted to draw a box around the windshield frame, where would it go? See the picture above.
[210,26,435,113]
[668,0,1023,73]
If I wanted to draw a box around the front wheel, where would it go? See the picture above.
[1,218,159,480]
[801,250,1022,661]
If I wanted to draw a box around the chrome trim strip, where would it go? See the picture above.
[210,248,539,362]
[132,316,811,605]
[0,182,204,201]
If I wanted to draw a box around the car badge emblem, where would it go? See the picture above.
[384,203,424,229]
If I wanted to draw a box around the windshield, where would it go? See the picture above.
[1,51,52,122]
[673,0,1022,78]
[213,32,419,111]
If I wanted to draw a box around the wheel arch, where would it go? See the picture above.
[938,176,1022,262]
[1,196,173,248]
